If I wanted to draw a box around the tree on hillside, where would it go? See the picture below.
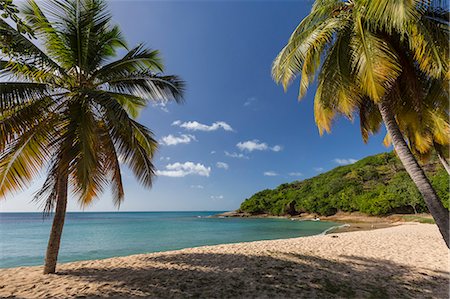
[272,0,449,247]
[0,0,184,273]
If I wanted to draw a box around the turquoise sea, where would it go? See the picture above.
[0,212,339,268]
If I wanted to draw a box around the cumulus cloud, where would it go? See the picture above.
[210,195,224,200]
[289,172,303,177]
[236,140,282,152]
[314,167,324,172]
[216,162,229,170]
[190,185,204,189]
[263,171,278,176]
[159,156,171,161]
[160,134,196,146]
[224,151,249,159]
[172,120,234,132]
[334,158,358,165]
[156,162,211,177]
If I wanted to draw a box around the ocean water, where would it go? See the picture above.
[0,212,338,268]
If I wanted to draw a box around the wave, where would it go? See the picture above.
[320,223,350,235]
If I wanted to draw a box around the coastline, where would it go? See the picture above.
[216,211,434,234]
[0,223,447,298]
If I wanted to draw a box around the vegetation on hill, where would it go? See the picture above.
[239,152,449,217]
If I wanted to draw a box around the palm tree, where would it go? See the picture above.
[0,0,184,274]
[272,0,449,247]
[383,77,450,174]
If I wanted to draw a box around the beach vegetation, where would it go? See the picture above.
[0,0,184,274]
[272,0,449,247]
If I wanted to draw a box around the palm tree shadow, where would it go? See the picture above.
[57,251,449,298]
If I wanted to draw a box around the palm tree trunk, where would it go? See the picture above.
[43,171,69,274]
[436,150,450,175]
[378,100,449,248]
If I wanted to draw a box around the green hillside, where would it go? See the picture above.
[239,152,449,216]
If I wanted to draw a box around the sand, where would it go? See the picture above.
[0,223,448,298]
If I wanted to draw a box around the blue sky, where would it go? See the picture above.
[1,0,391,212]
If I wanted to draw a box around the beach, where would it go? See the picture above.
[0,223,448,298]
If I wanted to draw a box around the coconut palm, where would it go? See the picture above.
[272,0,449,247]
[0,0,184,274]
[383,77,450,174]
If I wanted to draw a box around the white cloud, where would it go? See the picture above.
[160,134,196,146]
[314,167,324,172]
[289,172,303,177]
[216,162,229,170]
[172,120,233,132]
[159,156,171,161]
[237,140,267,151]
[157,162,211,177]
[236,140,282,152]
[244,97,257,107]
[225,151,249,159]
[210,150,216,154]
[152,102,170,113]
[272,145,283,152]
[263,171,278,176]
[210,195,224,200]
[334,158,358,165]
[190,185,204,189]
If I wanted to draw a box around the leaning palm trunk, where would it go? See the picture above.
[436,149,450,175]
[43,172,69,274]
[378,100,449,248]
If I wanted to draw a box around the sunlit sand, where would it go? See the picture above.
[1,223,447,298]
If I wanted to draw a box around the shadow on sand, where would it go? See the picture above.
[57,251,449,298]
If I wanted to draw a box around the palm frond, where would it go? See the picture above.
[102,91,147,118]
[0,96,54,151]
[313,84,336,135]
[98,121,124,207]
[0,82,50,109]
[0,18,65,75]
[0,117,58,197]
[93,44,162,80]
[359,98,382,143]
[350,17,401,101]
[66,100,106,207]
[94,94,157,187]
[272,14,348,93]
[359,0,422,35]
[0,59,64,86]
[21,0,69,62]
[102,71,185,103]
[315,28,358,117]
[406,16,449,78]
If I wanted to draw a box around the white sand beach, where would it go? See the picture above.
[0,223,448,298]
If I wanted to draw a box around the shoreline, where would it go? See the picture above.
[0,218,345,270]
[0,223,447,298]
[216,211,434,234]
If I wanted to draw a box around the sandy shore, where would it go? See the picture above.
[0,223,448,298]
[218,211,435,234]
